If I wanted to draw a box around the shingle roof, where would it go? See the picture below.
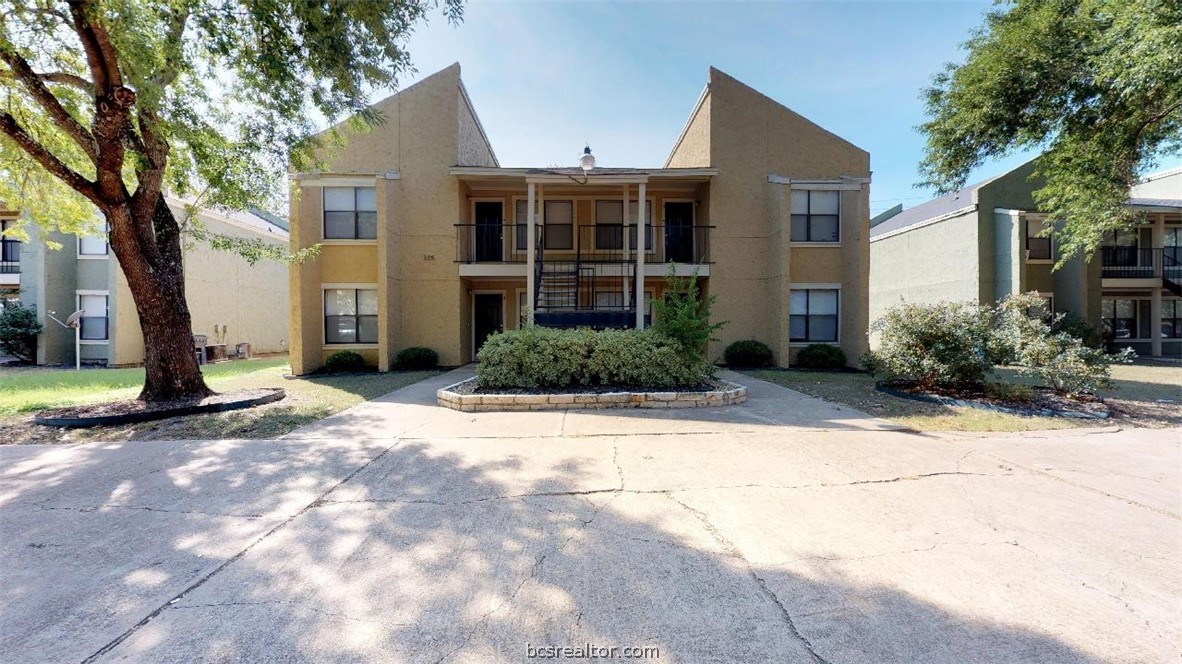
[869,179,992,239]
[1127,197,1182,209]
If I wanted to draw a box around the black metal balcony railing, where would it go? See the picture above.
[455,223,712,265]
[1100,246,1182,278]
[1,238,19,274]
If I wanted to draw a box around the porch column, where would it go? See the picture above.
[636,181,647,329]
[1152,213,1164,357]
[622,184,630,308]
[526,182,535,325]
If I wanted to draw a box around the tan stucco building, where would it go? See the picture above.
[12,199,290,366]
[289,64,871,374]
[870,163,1182,358]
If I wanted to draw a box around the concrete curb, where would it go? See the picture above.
[436,379,747,412]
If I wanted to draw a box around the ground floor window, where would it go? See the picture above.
[325,288,378,344]
[790,288,839,342]
[1101,298,1138,340]
[77,293,109,340]
[1162,300,1182,339]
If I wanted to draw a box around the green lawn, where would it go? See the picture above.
[0,358,444,444]
[742,361,1182,432]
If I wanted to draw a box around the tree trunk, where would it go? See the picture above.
[107,195,212,402]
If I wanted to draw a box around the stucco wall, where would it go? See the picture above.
[665,90,711,169]
[457,89,497,168]
[20,227,78,364]
[1131,169,1181,199]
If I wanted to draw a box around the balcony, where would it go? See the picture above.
[455,223,712,265]
[1099,246,1182,278]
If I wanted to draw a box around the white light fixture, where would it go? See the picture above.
[579,146,595,172]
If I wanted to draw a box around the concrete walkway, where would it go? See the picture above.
[1,367,1179,663]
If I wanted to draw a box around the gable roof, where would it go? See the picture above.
[869,179,992,240]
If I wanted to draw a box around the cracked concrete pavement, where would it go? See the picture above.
[1,368,1179,663]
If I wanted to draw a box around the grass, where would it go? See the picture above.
[741,360,1182,432]
[0,358,444,444]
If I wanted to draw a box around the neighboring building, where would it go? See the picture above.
[1,204,19,304]
[289,63,871,374]
[13,198,290,366]
[869,162,1182,358]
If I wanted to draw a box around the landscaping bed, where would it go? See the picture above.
[33,388,285,427]
[876,382,1110,419]
[438,377,747,411]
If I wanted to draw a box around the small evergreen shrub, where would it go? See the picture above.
[0,302,43,363]
[323,350,368,373]
[394,346,439,370]
[723,339,774,367]
[795,344,847,370]
[862,300,999,390]
[476,326,711,389]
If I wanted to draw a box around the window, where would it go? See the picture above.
[1165,228,1181,266]
[77,293,108,341]
[594,200,654,250]
[1163,300,1182,339]
[1026,218,1052,261]
[78,221,109,256]
[324,288,378,344]
[543,200,573,250]
[790,190,840,243]
[1102,298,1138,340]
[323,187,377,240]
[790,289,839,342]
[1,220,19,270]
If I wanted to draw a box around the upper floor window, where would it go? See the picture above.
[1026,218,1052,261]
[324,288,378,344]
[78,293,109,340]
[515,199,573,250]
[790,190,840,243]
[323,187,377,240]
[594,200,653,251]
[1,220,19,271]
[790,288,839,342]
[78,221,109,256]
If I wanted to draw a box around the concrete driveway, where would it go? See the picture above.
[1,368,1179,663]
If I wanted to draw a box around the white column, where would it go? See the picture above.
[636,182,646,330]
[1152,213,1165,357]
[622,184,630,307]
[526,182,535,326]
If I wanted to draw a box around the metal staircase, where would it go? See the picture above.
[537,262,580,309]
[1164,251,1182,296]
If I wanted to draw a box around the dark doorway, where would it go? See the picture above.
[664,201,695,263]
[474,201,503,262]
[473,293,504,356]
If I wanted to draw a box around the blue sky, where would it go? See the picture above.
[392,1,1181,217]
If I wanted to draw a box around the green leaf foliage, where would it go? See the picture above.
[795,344,847,370]
[394,346,440,371]
[918,0,1182,263]
[723,340,774,368]
[651,265,726,366]
[0,301,43,362]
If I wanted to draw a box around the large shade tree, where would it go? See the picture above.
[918,0,1182,264]
[0,0,460,400]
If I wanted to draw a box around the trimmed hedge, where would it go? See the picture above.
[394,346,439,370]
[323,350,368,373]
[723,339,774,367]
[476,326,713,389]
[795,344,846,370]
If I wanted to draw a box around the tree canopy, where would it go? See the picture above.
[918,0,1182,263]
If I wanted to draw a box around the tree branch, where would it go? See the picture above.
[67,0,118,91]
[39,71,93,91]
[0,48,98,162]
[0,111,99,204]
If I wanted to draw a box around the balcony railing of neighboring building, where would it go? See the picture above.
[1099,246,1182,278]
[455,223,713,265]
[0,238,19,274]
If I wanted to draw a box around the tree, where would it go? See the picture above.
[0,0,460,401]
[918,0,1182,264]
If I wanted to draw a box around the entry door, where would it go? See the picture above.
[664,201,695,263]
[474,293,504,356]
[474,202,503,262]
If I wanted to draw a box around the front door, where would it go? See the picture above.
[664,201,694,263]
[474,201,503,262]
[474,293,504,356]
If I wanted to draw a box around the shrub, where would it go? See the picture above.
[651,265,726,367]
[476,326,710,389]
[723,339,774,367]
[394,346,439,370]
[1052,310,1103,349]
[0,302,42,363]
[795,344,847,370]
[862,300,999,390]
[323,350,368,373]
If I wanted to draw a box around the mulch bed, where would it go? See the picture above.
[877,382,1110,419]
[33,388,285,428]
[455,381,724,396]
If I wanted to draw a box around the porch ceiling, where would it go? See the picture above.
[449,166,716,191]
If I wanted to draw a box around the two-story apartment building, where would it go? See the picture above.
[289,64,871,374]
[869,163,1182,358]
[10,198,290,366]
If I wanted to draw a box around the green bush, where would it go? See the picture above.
[795,344,847,370]
[651,265,726,366]
[862,300,999,390]
[476,326,711,389]
[1051,310,1103,349]
[394,346,439,370]
[723,339,774,367]
[323,350,368,373]
[0,302,43,363]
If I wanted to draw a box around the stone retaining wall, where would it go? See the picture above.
[437,379,747,412]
